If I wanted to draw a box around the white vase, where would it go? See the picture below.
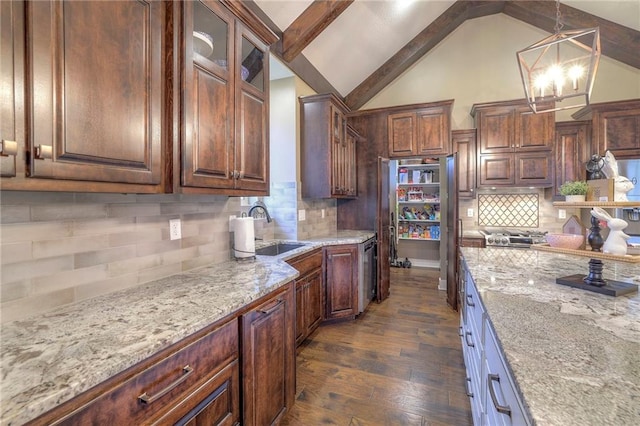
[565,194,586,202]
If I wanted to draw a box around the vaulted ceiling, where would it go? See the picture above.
[247,0,640,110]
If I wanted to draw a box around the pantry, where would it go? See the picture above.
[391,158,444,269]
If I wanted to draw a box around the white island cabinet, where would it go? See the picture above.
[460,247,640,426]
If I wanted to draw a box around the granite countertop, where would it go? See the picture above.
[1,231,374,425]
[461,247,640,425]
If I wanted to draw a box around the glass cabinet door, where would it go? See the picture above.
[240,35,265,91]
[192,1,231,74]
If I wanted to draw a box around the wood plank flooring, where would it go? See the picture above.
[281,267,473,426]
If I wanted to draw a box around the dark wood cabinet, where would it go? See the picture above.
[452,129,477,199]
[30,319,240,426]
[472,99,554,188]
[2,0,167,193]
[300,93,358,198]
[387,101,453,158]
[241,282,295,426]
[572,99,640,159]
[553,121,591,199]
[0,0,21,179]
[287,248,323,346]
[324,244,358,321]
[179,0,275,195]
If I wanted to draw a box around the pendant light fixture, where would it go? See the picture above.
[516,0,601,114]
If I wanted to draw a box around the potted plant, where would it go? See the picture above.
[560,180,589,202]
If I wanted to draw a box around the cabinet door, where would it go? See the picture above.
[27,1,163,185]
[295,280,306,346]
[452,130,477,199]
[416,108,450,156]
[242,284,295,426]
[515,152,553,187]
[331,106,347,195]
[0,0,21,178]
[305,269,323,335]
[478,154,514,186]
[478,107,515,154]
[324,245,358,320]
[516,106,554,151]
[345,127,358,197]
[554,121,590,198]
[597,108,640,159]
[234,25,269,192]
[182,0,235,190]
[388,112,416,157]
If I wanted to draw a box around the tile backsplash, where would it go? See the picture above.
[1,183,339,324]
[478,193,539,228]
[0,192,240,323]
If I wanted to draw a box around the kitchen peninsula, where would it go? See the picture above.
[1,231,374,425]
[460,247,640,425]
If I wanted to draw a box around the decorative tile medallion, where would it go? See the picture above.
[478,193,539,227]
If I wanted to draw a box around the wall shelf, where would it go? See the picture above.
[553,201,640,208]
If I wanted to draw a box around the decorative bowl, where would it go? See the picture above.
[193,31,214,57]
[545,233,584,250]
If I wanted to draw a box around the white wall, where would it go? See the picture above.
[269,77,297,183]
[362,14,640,127]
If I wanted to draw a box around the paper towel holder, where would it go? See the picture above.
[232,216,256,261]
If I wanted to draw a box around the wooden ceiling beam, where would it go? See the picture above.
[282,0,354,63]
[503,0,640,70]
[345,1,506,111]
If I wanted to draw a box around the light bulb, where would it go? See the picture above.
[568,65,583,91]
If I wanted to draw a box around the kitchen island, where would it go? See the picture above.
[0,231,374,425]
[461,247,640,425]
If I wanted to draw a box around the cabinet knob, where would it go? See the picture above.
[0,140,18,157]
[35,145,53,160]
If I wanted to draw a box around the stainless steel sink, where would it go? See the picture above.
[255,242,306,256]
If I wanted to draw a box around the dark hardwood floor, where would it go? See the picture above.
[282,267,473,425]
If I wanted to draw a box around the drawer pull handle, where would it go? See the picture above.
[138,365,194,404]
[466,294,475,307]
[458,326,463,337]
[464,331,474,348]
[259,299,283,315]
[0,140,18,157]
[465,377,474,398]
[488,373,512,417]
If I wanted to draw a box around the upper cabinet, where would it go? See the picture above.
[300,93,358,198]
[572,99,640,159]
[471,99,554,187]
[387,101,453,158]
[179,0,276,195]
[553,121,591,199]
[1,0,277,195]
[2,0,167,193]
[452,129,477,199]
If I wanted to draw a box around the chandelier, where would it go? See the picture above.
[516,0,601,114]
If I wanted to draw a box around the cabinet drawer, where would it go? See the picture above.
[464,276,485,340]
[484,326,530,426]
[286,248,322,276]
[47,319,239,425]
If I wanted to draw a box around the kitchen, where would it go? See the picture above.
[1,0,640,425]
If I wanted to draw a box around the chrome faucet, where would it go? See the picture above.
[248,200,272,223]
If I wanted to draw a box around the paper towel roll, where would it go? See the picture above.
[234,217,255,259]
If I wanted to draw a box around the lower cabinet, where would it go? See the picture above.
[287,248,323,346]
[30,283,296,426]
[460,259,531,426]
[241,282,296,426]
[324,244,359,321]
[30,319,241,425]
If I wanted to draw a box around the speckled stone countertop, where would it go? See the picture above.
[461,247,640,425]
[1,231,374,425]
